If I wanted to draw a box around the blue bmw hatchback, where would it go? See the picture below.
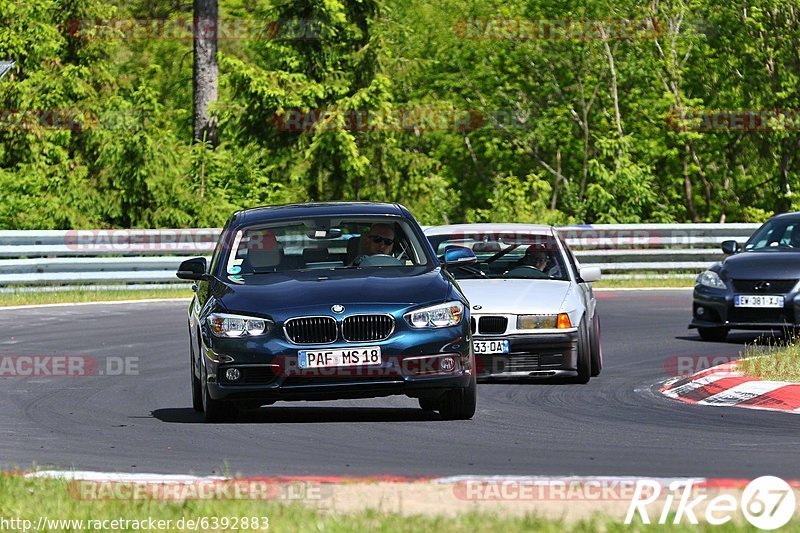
[177,203,477,421]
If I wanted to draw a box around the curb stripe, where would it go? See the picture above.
[699,381,786,406]
[15,471,800,490]
[660,362,740,392]
[660,360,800,414]
[21,471,429,484]
[661,372,736,399]
[737,383,800,409]
[679,377,750,403]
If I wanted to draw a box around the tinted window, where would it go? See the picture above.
[428,232,569,280]
[745,218,800,251]
[224,217,431,280]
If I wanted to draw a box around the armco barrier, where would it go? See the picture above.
[0,224,759,285]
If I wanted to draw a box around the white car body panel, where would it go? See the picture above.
[425,223,603,380]
[458,279,582,330]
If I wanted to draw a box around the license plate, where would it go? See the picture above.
[473,340,510,354]
[298,347,382,369]
[734,295,785,308]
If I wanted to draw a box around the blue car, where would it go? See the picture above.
[177,202,477,421]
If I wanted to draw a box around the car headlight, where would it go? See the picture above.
[518,313,572,329]
[405,301,464,328]
[696,270,726,289]
[207,313,272,337]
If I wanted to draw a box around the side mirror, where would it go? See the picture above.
[721,240,739,255]
[177,257,209,281]
[579,266,602,283]
[443,245,477,267]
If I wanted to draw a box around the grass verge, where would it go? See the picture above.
[739,338,800,382]
[0,474,784,532]
[593,277,694,289]
[0,288,192,307]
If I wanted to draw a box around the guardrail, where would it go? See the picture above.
[0,224,760,285]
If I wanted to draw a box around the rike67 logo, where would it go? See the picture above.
[625,476,796,529]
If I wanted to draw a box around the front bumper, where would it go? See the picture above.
[690,285,800,330]
[474,331,579,380]
[201,326,473,403]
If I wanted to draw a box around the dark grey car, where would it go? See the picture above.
[690,212,800,341]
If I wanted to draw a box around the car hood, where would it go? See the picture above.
[215,267,451,315]
[721,251,800,279]
[456,279,572,313]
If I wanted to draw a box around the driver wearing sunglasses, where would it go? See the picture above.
[350,223,396,265]
[363,223,396,256]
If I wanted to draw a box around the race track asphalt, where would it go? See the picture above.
[1,289,798,478]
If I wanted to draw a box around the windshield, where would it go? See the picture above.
[744,218,800,251]
[428,233,569,281]
[224,217,431,279]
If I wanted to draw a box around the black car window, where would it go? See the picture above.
[746,219,800,250]
[429,232,569,281]
[225,218,431,279]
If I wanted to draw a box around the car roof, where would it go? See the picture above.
[768,211,800,221]
[233,202,407,225]
[424,223,555,236]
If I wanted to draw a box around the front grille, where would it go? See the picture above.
[478,316,508,334]
[479,354,540,374]
[505,354,541,372]
[342,315,394,342]
[284,317,337,344]
[470,317,477,335]
[729,307,794,324]
[732,279,798,293]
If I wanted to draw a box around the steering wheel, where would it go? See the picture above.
[456,264,487,278]
[503,265,549,279]
[355,254,403,267]
[546,265,561,277]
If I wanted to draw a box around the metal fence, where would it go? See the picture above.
[0,224,760,285]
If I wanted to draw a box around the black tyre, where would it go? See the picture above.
[698,327,729,342]
[573,321,591,384]
[190,345,203,412]
[201,366,237,423]
[438,375,477,420]
[590,315,603,377]
[418,397,439,411]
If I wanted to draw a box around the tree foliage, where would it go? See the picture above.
[0,0,798,228]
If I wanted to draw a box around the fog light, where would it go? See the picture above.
[225,368,241,382]
[696,306,705,316]
[440,357,456,372]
